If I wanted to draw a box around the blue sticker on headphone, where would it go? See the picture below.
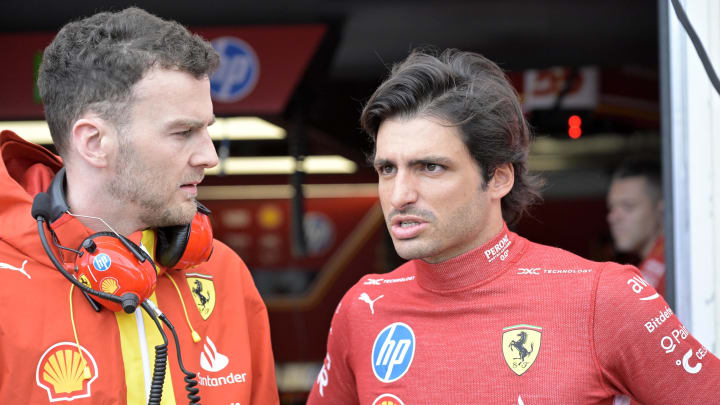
[93,253,112,271]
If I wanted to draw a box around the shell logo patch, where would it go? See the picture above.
[186,273,216,320]
[100,277,120,294]
[35,342,98,402]
[372,393,405,405]
[502,324,542,376]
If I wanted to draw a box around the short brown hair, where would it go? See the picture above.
[38,7,219,155]
[361,48,542,224]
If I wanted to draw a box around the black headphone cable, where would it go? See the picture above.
[143,300,202,404]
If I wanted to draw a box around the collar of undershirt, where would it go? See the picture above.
[413,223,526,292]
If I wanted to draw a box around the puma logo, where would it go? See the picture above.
[358,292,384,315]
[0,259,30,279]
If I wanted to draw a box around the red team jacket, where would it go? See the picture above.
[0,131,280,404]
[308,225,720,404]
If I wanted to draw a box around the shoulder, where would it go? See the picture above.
[595,261,656,302]
[517,238,612,278]
[523,238,597,264]
[354,262,416,289]
[209,238,244,263]
[193,238,256,289]
[0,238,49,286]
[203,238,250,273]
[333,262,415,318]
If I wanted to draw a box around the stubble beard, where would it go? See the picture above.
[392,238,437,261]
[388,197,485,263]
[107,141,196,229]
[386,207,439,261]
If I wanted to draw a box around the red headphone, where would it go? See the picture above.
[42,168,214,312]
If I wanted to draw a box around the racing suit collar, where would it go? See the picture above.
[413,223,526,292]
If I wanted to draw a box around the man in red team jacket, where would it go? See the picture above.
[0,8,279,403]
[307,48,719,404]
[608,158,666,297]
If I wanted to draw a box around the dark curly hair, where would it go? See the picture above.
[361,48,542,224]
[38,7,219,155]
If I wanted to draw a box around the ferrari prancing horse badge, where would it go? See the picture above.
[502,324,542,376]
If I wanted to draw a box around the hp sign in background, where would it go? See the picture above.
[210,37,260,103]
[371,322,415,383]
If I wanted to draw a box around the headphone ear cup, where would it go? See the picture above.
[75,233,158,312]
[156,224,191,269]
[156,205,214,271]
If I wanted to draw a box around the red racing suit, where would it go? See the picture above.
[639,236,666,298]
[0,131,279,404]
[307,224,720,404]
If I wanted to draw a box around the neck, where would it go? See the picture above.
[64,167,144,236]
[422,201,507,264]
[414,223,526,291]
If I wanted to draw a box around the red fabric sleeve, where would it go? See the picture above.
[593,264,720,404]
[240,260,280,405]
[307,294,360,405]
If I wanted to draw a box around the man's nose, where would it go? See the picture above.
[192,129,219,169]
[389,171,418,209]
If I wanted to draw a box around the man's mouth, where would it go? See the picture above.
[390,216,428,239]
[180,181,201,197]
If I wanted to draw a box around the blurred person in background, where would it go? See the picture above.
[607,158,665,297]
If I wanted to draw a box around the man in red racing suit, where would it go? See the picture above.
[308,225,715,404]
[307,48,720,404]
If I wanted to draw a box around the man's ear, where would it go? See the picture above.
[71,116,113,168]
[489,162,515,199]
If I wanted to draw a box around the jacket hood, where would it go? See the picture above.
[1,130,157,276]
[0,130,64,266]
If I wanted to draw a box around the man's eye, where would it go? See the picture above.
[378,165,394,175]
[174,129,193,136]
[425,163,443,172]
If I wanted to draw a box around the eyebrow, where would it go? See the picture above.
[409,156,452,166]
[165,115,216,130]
[373,158,393,167]
[373,156,453,167]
